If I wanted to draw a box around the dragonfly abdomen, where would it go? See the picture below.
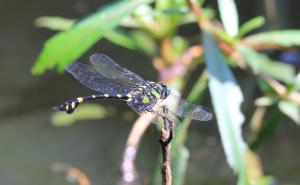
[53,93,128,114]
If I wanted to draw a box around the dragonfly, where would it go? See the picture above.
[53,53,212,125]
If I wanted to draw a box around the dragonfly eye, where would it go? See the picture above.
[159,83,170,99]
[165,86,171,97]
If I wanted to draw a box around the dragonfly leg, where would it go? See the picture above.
[143,104,157,114]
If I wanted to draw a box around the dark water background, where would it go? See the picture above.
[0,0,300,184]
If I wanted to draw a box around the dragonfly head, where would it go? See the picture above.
[159,83,171,99]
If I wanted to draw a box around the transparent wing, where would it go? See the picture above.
[90,53,144,86]
[127,100,186,128]
[127,101,182,127]
[66,62,134,96]
[162,92,212,121]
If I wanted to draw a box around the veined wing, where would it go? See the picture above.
[162,92,212,121]
[66,62,134,96]
[127,100,182,126]
[90,53,144,86]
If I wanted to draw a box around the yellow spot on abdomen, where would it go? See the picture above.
[77,97,84,103]
[151,90,160,99]
[104,94,109,97]
[117,94,122,98]
[142,96,150,104]
[71,102,76,109]
[92,95,96,98]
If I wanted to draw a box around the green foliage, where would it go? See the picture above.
[296,73,300,90]
[104,29,156,56]
[255,96,275,106]
[278,101,300,124]
[238,46,295,83]
[34,16,75,31]
[217,0,239,36]
[243,30,300,47]
[254,176,276,185]
[31,0,153,74]
[249,108,284,150]
[187,70,208,103]
[203,31,249,184]
[172,147,189,185]
[238,16,265,38]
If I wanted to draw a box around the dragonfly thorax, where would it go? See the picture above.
[126,81,170,112]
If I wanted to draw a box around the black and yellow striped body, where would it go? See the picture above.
[53,94,128,114]
[126,81,170,113]
[53,81,169,114]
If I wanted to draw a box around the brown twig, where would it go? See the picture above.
[51,163,91,185]
[264,0,278,30]
[264,76,300,105]
[159,107,174,185]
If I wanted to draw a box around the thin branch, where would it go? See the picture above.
[264,76,300,105]
[51,163,91,185]
[159,107,174,185]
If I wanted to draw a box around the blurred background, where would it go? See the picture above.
[1,0,300,185]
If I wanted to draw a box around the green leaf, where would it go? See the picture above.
[34,16,75,31]
[238,46,295,84]
[243,30,300,47]
[31,0,153,75]
[256,78,277,96]
[254,176,276,185]
[238,16,265,38]
[104,28,139,50]
[278,100,300,124]
[51,104,107,127]
[152,0,187,38]
[295,72,300,90]
[203,31,249,184]
[160,6,188,15]
[187,70,208,103]
[171,36,188,57]
[255,96,275,106]
[130,30,156,56]
[249,108,283,150]
[172,147,189,185]
[217,0,239,36]
[119,15,140,28]
[104,28,156,56]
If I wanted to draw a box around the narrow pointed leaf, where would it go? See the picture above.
[104,28,139,50]
[172,147,189,185]
[295,73,300,90]
[243,30,300,47]
[203,32,249,184]
[238,16,265,38]
[34,16,75,31]
[238,46,295,84]
[217,0,239,36]
[31,0,153,75]
[278,101,300,124]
